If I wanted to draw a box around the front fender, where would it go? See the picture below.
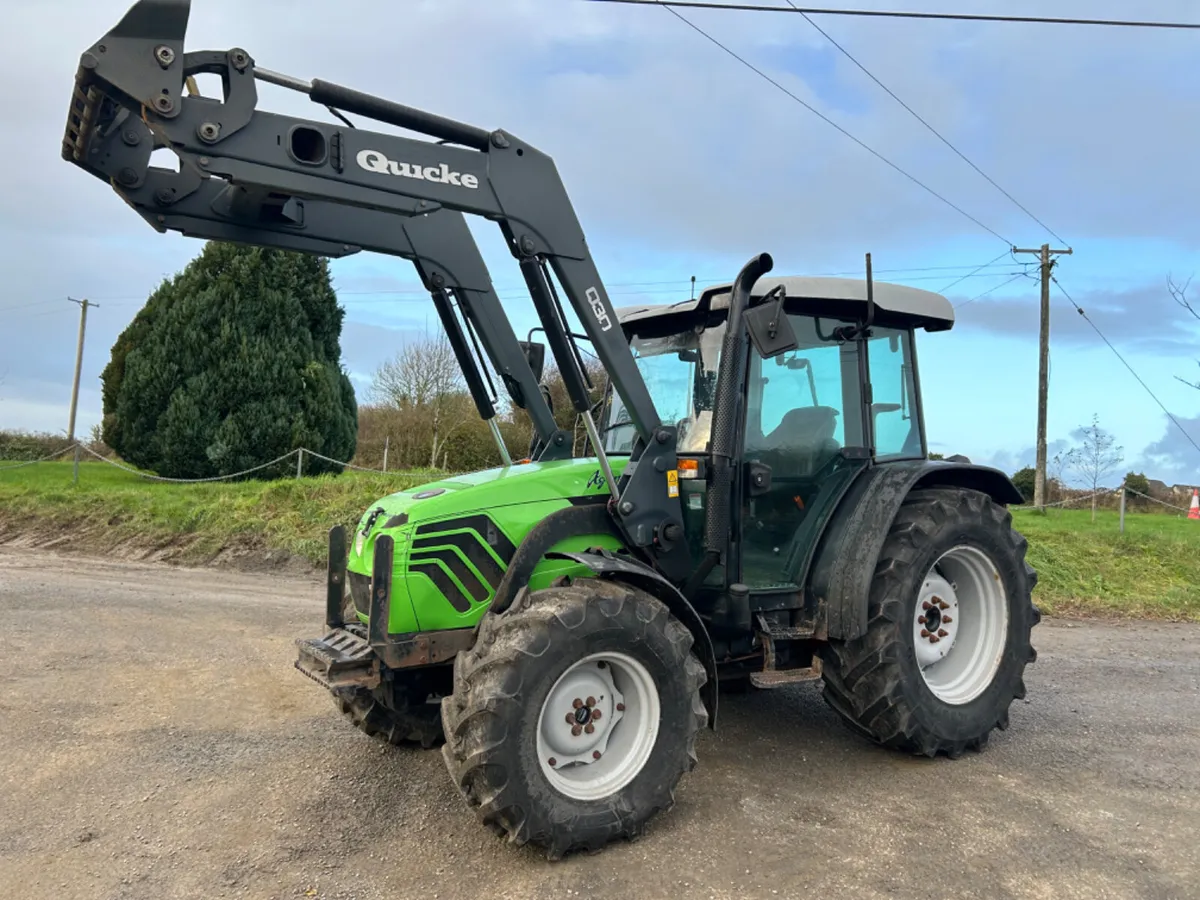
[806,460,1023,641]
[548,549,719,731]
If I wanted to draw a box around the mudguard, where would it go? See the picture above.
[806,460,1023,641]
[547,549,719,731]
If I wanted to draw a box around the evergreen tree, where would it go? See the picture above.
[100,242,357,479]
[1011,466,1036,503]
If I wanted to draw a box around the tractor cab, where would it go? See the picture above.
[604,276,954,593]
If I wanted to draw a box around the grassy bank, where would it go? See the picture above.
[0,458,437,568]
[2,460,1198,619]
[1011,507,1200,621]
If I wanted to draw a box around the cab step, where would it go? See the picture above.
[749,657,823,688]
[751,612,822,689]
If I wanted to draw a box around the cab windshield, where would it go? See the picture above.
[601,322,726,455]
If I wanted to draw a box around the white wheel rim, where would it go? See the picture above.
[536,651,660,801]
[914,545,1009,705]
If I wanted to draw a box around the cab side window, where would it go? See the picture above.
[867,327,923,459]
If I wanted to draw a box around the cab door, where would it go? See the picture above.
[738,314,868,590]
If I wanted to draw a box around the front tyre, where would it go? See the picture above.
[333,665,449,750]
[441,578,707,859]
[820,487,1040,758]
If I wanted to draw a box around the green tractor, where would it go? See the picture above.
[64,0,1040,860]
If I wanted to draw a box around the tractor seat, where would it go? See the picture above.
[759,405,841,475]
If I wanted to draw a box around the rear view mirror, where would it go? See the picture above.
[518,340,546,382]
[744,288,798,359]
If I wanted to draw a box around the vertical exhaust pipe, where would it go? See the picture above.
[684,252,773,597]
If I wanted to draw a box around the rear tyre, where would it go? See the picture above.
[333,666,449,750]
[441,578,707,860]
[820,487,1040,758]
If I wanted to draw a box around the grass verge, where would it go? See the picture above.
[0,459,437,570]
[2,461,1198,620]
[1012,507,1200,621]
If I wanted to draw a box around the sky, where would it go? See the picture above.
[2,0,1199,487]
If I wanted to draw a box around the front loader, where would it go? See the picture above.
[64,0,1041,860]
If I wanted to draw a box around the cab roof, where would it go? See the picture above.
[616,275,955,332]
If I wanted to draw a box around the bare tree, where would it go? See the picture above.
[1047,449,1073,503]
[1167,274,1200,390]
[371,330,475,468]
[1066,414,1124,521]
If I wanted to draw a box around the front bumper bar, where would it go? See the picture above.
[294,527,474,691]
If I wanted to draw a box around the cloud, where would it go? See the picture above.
[1137,413,1200,487]
[954,279,1200,357]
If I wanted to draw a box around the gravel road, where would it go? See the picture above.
[2,548,1197,900]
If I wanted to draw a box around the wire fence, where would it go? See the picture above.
[1013,481,1199,531]
[0,442,436,484]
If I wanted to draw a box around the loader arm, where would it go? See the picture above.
[63,0,688,574]
[79,111,571,458]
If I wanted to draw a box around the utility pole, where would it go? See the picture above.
[66,297,98,442]
[1012,244,1071,511]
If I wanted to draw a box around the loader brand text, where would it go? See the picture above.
[586,287,612,332]
[355,149,479,189]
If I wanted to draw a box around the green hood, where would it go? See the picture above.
[355,456,628,531]
[347,456,631,633]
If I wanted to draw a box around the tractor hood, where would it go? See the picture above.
[353,456,628,536]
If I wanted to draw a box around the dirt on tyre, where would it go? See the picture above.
[333,667,449,750]
[440,577,708,860]
[820,487,1040,758]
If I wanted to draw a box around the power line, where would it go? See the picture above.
[937,251,1011,293]
[953,271,1029,309]
[651,1,1014,245]
[589,1,1200,31]
[781,0,1068,245]
[1051,275,1200,459]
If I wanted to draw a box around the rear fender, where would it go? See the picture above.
[807,460,1023,641]
[547,549,719,731]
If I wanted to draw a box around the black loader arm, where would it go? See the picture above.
[62,0,688,574]
[73,109,570,460]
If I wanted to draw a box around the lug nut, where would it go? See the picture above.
[942,615,953,624]
[592,709,602,720]
[938,601,949,610]
[572,698,583,709]
[585,724,594,734]
[930,635,941,643]
[565,713,575,725]
[571,725,582,736]
[922,601,932,610]
[586,696,596,708]
[920,629,930,638]
[938,629,949,638]
[616,703,625,712]
[918,615,927,624]
[592,751,602,760]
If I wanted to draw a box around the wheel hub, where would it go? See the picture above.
[536,651,660,802]
[914,573,959,668]
[914,546,1010,706]
[540,660,625,768]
